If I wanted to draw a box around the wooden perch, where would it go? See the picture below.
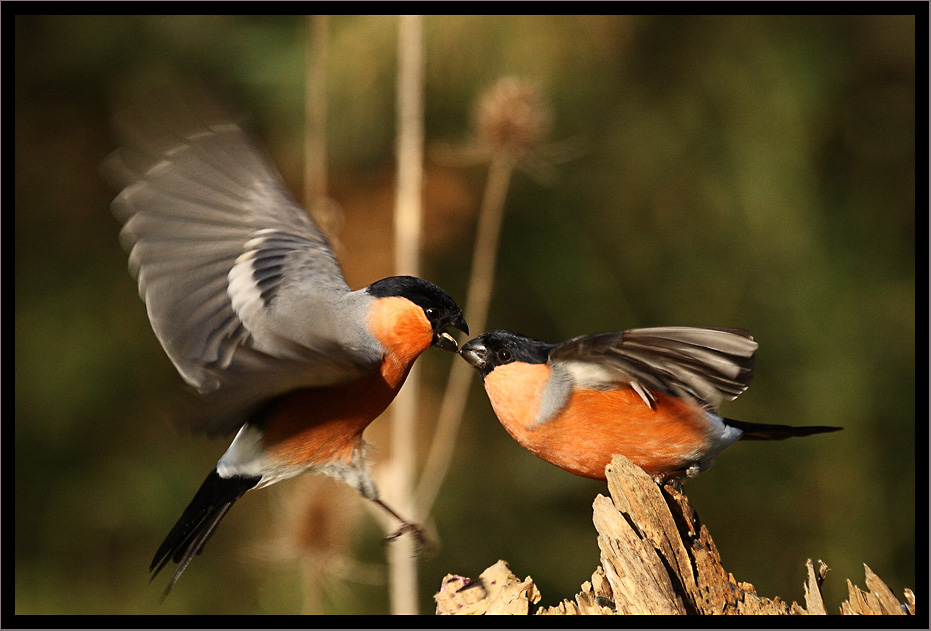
[435,454,914,615]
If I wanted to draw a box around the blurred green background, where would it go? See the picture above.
[15,15,915,615]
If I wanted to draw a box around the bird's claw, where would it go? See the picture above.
[384,522,433,556]
[652,470,686,493]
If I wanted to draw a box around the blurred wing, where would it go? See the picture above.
[549,327,757,411]
[105,88,377,433]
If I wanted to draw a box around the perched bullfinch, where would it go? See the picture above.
[104,90,467,595]
[460,328,840,483]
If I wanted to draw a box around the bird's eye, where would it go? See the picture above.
[497,349,512,363]
[425,307,439,320]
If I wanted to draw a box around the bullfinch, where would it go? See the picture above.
[459,328,840,483]
[105,91,467,594]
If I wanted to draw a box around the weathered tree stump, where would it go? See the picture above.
[435,454,914,615]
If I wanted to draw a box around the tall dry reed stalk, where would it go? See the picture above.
[386,13,425,615]
[416,78,552,517]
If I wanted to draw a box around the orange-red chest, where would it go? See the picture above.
[261,296,434,467]
[260,364,404,467]
[483,363,714,478]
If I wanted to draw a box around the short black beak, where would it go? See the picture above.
[458,339,487,370]
[452,314,469,336]
[433,314,469,353]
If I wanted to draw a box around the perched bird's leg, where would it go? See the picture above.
[652,470,686,493]
[373,498,433,555]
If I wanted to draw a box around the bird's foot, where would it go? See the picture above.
[384,520,433,556]
[652,470,686,493]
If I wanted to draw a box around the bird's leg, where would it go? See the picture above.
[652,469,686,493]
[372,498,432,555]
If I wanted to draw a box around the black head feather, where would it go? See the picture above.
[459,330,552,377]
[367,276,468,349]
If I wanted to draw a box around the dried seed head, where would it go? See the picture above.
[475,77,550,158]
[271,478,360,562]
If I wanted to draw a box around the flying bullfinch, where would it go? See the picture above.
[460,328,840,483]
[105,90,467,594]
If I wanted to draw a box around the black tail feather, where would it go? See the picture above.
[151,468,260,598]
[726,418,843,441]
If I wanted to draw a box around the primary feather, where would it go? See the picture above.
[105,88,381,435]
[550,327,758,411]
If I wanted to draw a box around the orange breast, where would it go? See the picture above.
[261,367,407,467]
[483,362,550,431]
[262,339,427,469]
[262,296,433,468]
[485,366,713,479]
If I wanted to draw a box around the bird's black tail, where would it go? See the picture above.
[725,418,843,441]
[150,468,260,598]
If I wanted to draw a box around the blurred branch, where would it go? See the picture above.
[303,15,345,248]
[386,13,425,616]
[416,78,555,517]
[414,152,515,515]
[305,15,328,208]
[435,454,916,615]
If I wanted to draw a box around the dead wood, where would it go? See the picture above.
[435,454,913,615]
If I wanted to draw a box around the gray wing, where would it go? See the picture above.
[105,88,379,434]
[549,327,757,411]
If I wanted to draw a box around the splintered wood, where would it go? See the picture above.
[434,454,914,615]
[434,560,541,615]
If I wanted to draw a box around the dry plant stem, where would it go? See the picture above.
[305,15,328,210]
[296,14,331,615]
[386,13,424,616]
[415,151,517,515]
